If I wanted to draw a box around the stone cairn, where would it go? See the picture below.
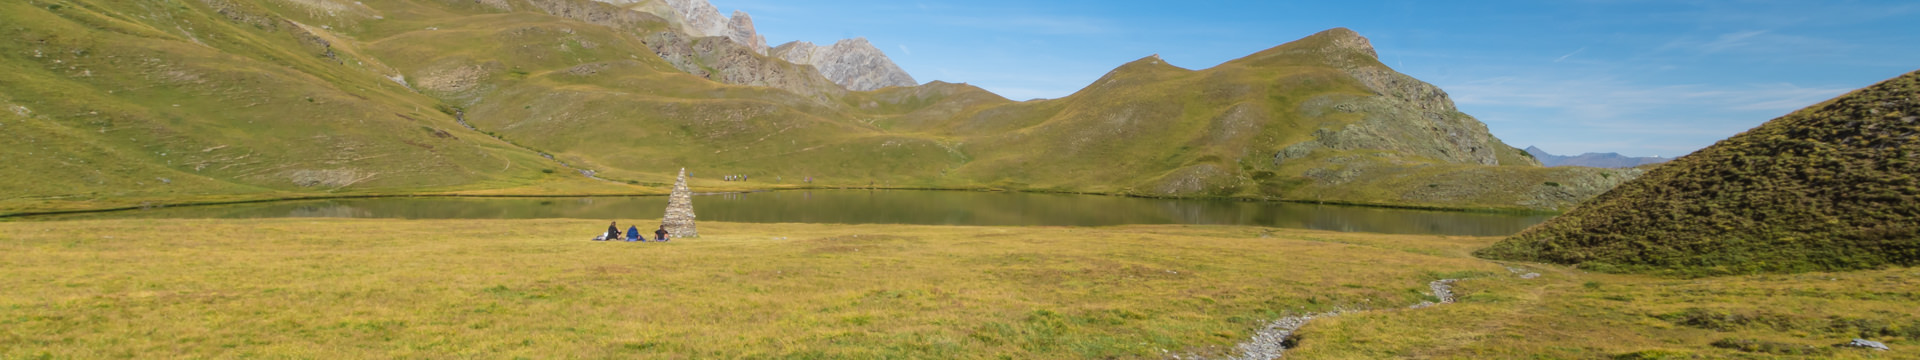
[661,168,698,238]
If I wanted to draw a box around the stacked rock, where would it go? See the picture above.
[661,168,698,238]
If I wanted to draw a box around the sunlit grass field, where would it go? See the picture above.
[1,219,1913,358]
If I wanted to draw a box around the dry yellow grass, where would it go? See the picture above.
[2,219,1912,359]
[1290,263,1920,359]
[0,219,1493,358]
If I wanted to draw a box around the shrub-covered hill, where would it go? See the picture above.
[1477,70,1920,276]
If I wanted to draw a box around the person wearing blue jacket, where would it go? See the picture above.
[626,225,641,242]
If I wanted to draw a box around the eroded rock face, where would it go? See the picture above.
[723,11,766,55]
[1275,29,1535,167]
[589,0,913,92]
[660,0,765,53]
[525,0,843,102]
[771,38,919,91]
[591,0,766,53]
[643,30,847,103]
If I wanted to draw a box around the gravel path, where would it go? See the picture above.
[1193,268,1537,360]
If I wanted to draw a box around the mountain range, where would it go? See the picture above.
[593,0,918,91]
[1524,146,1670,168]
[0,0,1635,215]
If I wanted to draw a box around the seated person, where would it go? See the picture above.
[654,226,671,241]
[626,225,641,242]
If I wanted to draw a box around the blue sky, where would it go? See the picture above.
[708,0,1920,157]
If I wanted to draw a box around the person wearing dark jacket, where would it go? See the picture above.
[654,225,671,241]
[606,222,621,241]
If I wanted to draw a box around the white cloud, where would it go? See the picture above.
[897,44,912,56]
[1554,47,1586,63]
[1657,30,1854,57]
[1700,30,1768,53]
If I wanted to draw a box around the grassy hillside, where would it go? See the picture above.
[1477,70,1920,276]
[0,0,643,214]
[423,23,1622,211]
[4,1,1624,214]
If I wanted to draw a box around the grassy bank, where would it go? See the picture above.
[1,220,1912,358]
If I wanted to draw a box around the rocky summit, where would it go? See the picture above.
[772,38,920,91]
[610,0,767,53]
[1478,70,1920,276]
[606,0,916,91]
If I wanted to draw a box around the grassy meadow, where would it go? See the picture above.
[2,219,1914,358]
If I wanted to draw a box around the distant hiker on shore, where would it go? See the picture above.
[655,225,671,241]
[626,225,641,242]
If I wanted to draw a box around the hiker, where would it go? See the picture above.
[654,225,671,241]
[606,222,620,241]
[626,225,641,242]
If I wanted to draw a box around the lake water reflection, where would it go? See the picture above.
[30,190,1549,236]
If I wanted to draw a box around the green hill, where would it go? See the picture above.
[426,23,1633,211]
[2,0,1631,214]
[0,0,661,214]
[1477,70,1920,276]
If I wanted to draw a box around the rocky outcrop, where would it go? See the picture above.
[654,0,765,53]
[528,0,843,102]
[722,10,766,54]
[581,0,913,95]
[588,0,766,53]
[772,38,919,91]
[1273,29,1534,167]
[642,30,847,102]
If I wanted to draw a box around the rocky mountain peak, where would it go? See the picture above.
[723,10,766,54]
[1312,27,1378,59]
[610,0,918,91]
[771,38,918,91]
[646,0,766,54]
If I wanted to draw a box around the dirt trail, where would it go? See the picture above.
[1191,267,1538,360]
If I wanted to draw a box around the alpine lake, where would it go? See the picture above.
[19,190,1548,236]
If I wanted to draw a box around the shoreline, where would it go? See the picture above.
[0,185,1562,219]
